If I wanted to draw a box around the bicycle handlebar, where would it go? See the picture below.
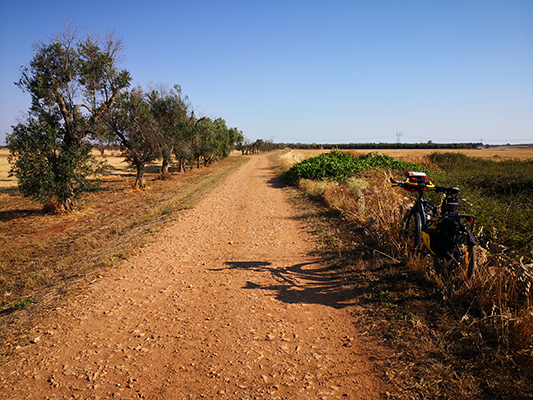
[389,177,402,186]
[389,177,434,189]
[390,177,459,195]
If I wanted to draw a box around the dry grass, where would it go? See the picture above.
[271,149,329,174]
[0,149,16,192]
[273,149,533,399]
[291,154,533,347]
[0,151,248,356]
[356,146,533,161]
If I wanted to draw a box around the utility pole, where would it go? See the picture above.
[396,132,403,144]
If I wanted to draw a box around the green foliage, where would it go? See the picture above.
[375,290,396,305]
[429,152,533,197]
[285,151,429,181]
[429,152,533,259]
[106,87,163,188]
[9,24,248,206]
[147,84,191,172]
[7,112,107,210]
[12,298,34,310]
[193,117,242,167]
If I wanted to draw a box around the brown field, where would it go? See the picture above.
[358,146,533,160]
[0,149,14,191]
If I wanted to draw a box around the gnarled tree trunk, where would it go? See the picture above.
[134,162,146,189]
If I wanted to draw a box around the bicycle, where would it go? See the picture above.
[390,172,478,278]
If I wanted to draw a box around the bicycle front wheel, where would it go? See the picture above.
[400,210,422,251]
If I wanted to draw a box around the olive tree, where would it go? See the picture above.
[106,87,163,189]
[7,25,131,211]
[192,116,244,167]
[147,84,190,175]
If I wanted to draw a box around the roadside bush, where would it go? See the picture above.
[284,151,430,182]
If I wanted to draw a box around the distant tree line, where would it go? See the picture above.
[278,142,484,150]
[99,84,245,189]
[236,138,279,155]
[6,25,250,212]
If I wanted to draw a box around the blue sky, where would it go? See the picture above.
[0,0,531,145]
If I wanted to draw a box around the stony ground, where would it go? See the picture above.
[0,154,391,399]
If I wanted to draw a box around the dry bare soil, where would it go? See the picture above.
[0,154,390,399]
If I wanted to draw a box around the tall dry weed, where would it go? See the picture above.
[459,255,533,348]
[297,169,408,262]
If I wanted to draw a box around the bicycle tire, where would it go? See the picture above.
[400,210,422,251]
[433,257,444,276]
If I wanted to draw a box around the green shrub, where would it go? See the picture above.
[285,151,429,182]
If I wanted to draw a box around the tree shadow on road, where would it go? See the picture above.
[223,255,403,310]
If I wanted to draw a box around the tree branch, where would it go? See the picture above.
[75,103,95,115]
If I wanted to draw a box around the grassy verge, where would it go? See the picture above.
[272,149,533,399]
[0,154,248,358]
[428,152,533,260]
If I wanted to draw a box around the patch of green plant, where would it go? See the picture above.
[285,151,429,182]
[393,309,416,320]
[375,290,396,305]
[11,298,34,310]
[324,235,342,247]
[161,207,173,215]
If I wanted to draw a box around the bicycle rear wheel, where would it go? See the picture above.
[400,210,422,251]
[433,236,477,278]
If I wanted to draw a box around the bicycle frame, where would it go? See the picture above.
[411,187,439,231]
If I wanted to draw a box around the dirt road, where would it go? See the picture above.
[1,154,389,399]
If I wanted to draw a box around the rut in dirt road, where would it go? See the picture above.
[1,154,390,399]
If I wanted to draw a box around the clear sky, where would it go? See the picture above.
[1,0,532,145]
